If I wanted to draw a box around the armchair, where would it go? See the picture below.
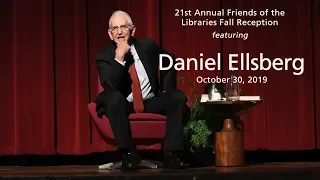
[88,79,167,170]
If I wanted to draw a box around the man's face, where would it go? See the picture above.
[108,15,135,44]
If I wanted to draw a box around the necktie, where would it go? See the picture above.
[128,63,144,113]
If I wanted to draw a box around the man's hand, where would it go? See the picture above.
[115,39,130,61]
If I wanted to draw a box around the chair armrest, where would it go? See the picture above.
[186,101,192,109]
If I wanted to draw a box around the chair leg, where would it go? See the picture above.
[98,159,163,170]
[99,161,122,170]
[139,160,162,169]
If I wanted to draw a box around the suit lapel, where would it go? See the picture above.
[110,42,116,59]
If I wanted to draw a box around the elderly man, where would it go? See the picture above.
[94,10,188,171]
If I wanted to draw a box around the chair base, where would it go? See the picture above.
[98,159,163,170]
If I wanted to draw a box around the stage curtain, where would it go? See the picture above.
[313,0,320,149]
[0,0,55,155]
[53,0,93,154]
[0,0,319,155]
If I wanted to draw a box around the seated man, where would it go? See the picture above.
[95,10,188,171]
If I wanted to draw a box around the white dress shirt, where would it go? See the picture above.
[115,45,154,102]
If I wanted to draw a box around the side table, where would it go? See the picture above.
[201,100,262,167]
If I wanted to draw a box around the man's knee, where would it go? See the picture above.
[170,89,187,102]
[103,91,126,106]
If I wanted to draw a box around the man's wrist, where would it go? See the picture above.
[115,53,125,61]
[115,57,124,61]
[115,58,126,66]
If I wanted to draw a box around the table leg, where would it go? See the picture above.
[215,118,244,167]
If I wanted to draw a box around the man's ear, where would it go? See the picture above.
[108,30,114,40]
[131,26,136,36]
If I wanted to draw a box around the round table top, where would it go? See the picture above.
[201,100,263,105]
[200,99,263,114]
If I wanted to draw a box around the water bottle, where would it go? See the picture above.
[207,83,220,100]
[225,71,240,101]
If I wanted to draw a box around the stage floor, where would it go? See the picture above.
[0,162,320,180]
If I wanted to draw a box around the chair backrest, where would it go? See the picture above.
[98,77,103,93]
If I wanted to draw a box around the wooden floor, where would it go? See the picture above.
[0,162,320,179]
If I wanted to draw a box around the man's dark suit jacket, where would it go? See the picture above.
[95,38,177,117]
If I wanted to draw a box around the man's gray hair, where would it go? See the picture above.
[109,10,133,28]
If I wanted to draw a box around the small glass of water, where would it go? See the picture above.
[225,71,241,101]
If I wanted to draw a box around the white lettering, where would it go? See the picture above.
[175,58,184,71]
[292,58,304,75]
[159,54,173,70]
[229,54,238,70]
[159,53,304,75]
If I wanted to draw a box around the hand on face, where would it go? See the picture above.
[115,38,130,61]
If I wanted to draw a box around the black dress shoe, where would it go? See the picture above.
[121,150,141,171]
[163,152,189,169]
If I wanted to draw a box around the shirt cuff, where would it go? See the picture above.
[114,58,126,66]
